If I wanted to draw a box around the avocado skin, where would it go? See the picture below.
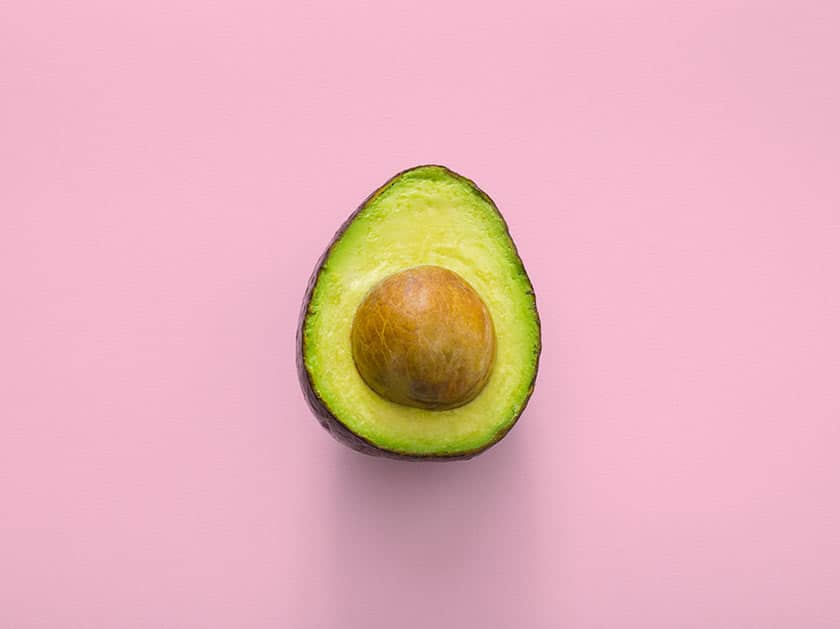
[296,165,541,461]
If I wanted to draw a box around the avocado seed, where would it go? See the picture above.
[351,265,496,410]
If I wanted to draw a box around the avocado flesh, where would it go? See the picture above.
[299,165,540,458]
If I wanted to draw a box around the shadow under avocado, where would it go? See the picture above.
[326,427,542,627]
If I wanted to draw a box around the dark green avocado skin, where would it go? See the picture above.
[296,165,541,461]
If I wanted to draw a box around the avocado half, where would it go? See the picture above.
[297,165,541,460]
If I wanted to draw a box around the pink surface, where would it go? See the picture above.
[2,1,839,627]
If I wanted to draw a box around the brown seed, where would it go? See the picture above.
[351,265,496,410]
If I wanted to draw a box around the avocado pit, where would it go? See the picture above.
[351,265,496,410]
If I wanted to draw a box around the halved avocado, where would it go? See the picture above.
[297,165,540,460]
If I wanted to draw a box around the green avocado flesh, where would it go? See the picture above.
[302,165,539,457]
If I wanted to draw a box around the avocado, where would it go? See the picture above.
[297,165,540,460]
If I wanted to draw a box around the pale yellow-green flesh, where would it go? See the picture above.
[303,166,539,456]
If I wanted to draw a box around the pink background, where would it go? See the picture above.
[2,1,839,627]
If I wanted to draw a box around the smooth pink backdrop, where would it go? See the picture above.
[2,2,839,627]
